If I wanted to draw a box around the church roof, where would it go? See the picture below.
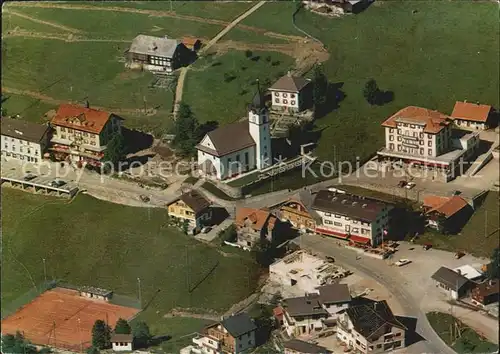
[196,120,255,157]
[269,72,311,93]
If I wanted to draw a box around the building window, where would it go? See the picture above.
[334,222,342,227]
[428,149,432,155]
[427,140,432,147]
[389,143,394,150]
[389,135,394,141]
[419,140,423,145]
[390,128,394,133]
[397,129,402,135]
[325,213,331,216]
[427,133,432,139]
[275,98,280,103]
[291,100,296,105]
[420,148,424,155]
[353,220,358,224]
[352,227,359,232]
[61,127,66,132]
[283,99,288,104]
[413,132,417,137]
[283,93,288,98]
[324,220,333,225]
[274,92,279,96]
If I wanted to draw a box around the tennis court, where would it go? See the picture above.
[1,287,139,351]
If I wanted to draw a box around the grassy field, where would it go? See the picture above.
[246,1,499,164]
[183,50,295,124]
[59,1,256,21]
[1,188,259,316]
[1,37,175,133]
[239,1,302,36]
[1,94,56,123]
[222,27,292,44]
[426,312,499,353]
[416,192,499,258]
[3,6,224,40]
[132,311,215,353]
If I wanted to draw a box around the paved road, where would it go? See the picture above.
[298,234,457,354]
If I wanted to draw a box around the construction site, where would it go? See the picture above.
[268,250,351,296]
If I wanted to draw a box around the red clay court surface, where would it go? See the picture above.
[1,287,139,350]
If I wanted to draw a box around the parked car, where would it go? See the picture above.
[325,256,335,263]
[139,195,150,202]
[23,173,37,181]
[398,180,407,188]
[50,179,66,187]
[395,259,412,267]
[455,251,466,259]
[423,243,432,250]
[405,182,416,189]
[201,226,212,234]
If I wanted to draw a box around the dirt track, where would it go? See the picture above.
[4,9,82,33]
[2,30,129,43]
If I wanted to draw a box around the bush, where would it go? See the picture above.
[245,50,253,58]
[219,224,237,245]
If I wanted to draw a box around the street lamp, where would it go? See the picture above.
[137,277,142,309]
[42,258,47,283]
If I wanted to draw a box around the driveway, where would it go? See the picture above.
[297,234,497,353]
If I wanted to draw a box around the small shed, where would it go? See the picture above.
[111,333,133,352]
[431,266,470,300]
[79,286,113,301]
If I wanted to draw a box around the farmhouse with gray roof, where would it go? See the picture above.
[126,34,193,73]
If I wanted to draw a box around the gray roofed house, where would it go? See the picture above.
[283,339,330,353]
[316,283,352,304]
[127,34,191,73]
[312,189,388,222]
[269,72,311,93]
[1,117,50,143]
[284,294,329,317]
[343,300,407,340]
[178,190,211,214]
[221,312,257,338]
[129,34,181,58]
[431,266,470,299]
[196,120,256,157]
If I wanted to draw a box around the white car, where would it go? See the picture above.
[201,226,212,234]
[395,259,412,267]
[405,182,416,189]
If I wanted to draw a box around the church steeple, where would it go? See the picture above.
[248,79,266,113]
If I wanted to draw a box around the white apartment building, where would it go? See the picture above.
[377,106,480,182]
[268,72,312,113]
[1,117,50,164]
[336,301,407,354]
[197,86,272,180]
[311,189,391,247]
[49,103,123,167]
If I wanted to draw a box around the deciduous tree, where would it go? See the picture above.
[114,318,131,335]
[487,247,500,279]
[91,320,111,349]
[363,79,379,105]
[132,321,152,348]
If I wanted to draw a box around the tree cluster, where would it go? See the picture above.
[103,133,126,166]
[487,247,499,279]
[173,103,218,156]
[1,332,51,354]
[363,79,394,106]
[218,224,237,245]
[90,318,151,351]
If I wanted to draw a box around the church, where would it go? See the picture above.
[196,83,272,181]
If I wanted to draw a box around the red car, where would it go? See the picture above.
[423,243,432,250]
